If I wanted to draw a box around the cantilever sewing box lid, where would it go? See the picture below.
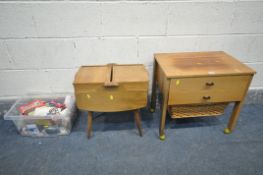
[154,51,256,78]
[73,64,149,85]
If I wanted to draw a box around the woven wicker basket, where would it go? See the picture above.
[169,103,228,119]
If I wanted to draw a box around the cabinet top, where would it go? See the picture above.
[73,64,148,84]
[155,51,256,78]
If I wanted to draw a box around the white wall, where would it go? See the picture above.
[0,1,263,98]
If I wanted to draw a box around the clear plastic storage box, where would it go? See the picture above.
[4,95,76,137]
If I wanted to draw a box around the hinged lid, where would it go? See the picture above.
[155,51,256,78]
[74,65,108,84]
[73,64,148,85]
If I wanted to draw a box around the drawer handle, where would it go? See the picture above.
[203,96,211,100]
[206,82,214,86]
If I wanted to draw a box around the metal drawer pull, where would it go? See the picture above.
[206,82,214,86]
[203,96,211,100]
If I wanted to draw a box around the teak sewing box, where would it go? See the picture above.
[74,64,149,138]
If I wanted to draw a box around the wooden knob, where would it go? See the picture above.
[203,96,211,100]
[206,82,214,86]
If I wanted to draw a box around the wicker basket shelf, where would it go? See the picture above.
[169,103,228,119]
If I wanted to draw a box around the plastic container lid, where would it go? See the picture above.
[4,94,75,120]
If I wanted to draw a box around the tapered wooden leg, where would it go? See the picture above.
[150,60,157,112]
[134,110,143,137]
[159,98,168,141]
[224,76,253,134]
[87,111,93,139]
[224,101,244,134]
[159,80,170,141]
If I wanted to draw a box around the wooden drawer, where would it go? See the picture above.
[75,83,148,112]
[168,75,251,105]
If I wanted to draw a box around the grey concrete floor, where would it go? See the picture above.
[0,101,263,175]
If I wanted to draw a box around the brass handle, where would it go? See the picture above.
[203,96,211,100]
[206,82,214,86]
